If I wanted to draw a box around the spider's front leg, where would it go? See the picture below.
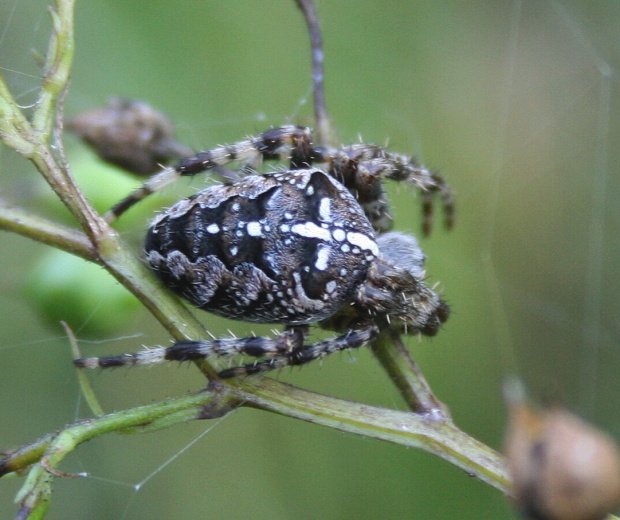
[104,125,318,222]
[328,145,454,235]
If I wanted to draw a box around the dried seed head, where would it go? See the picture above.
[505,386,620,520]
[68,98,191,175]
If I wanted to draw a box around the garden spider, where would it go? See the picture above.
[74,125,453,377]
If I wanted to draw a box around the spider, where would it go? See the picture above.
[74,125,453,378]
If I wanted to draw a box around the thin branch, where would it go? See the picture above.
[62,322,106,417]
[0,386,235,478]
[0,201,96,262]
[32,0,75,140]
[370,330,449,416]
[294,0,335,146]
[232,378,511,493]
[0,74,36,157]
[1,379,510,494]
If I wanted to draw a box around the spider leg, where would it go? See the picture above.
[327,144,454,234]
[74,323,379,379]
[104,165,179,221]
[105,125,320,222]
[218,322,379,378]
[430,170,456,232]
[384,155,455,235]
[74,327,307,369]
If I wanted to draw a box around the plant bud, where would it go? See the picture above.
[505,394,620,520]
[67,98,192,176]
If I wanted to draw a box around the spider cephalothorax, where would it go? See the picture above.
[75,125,452,377]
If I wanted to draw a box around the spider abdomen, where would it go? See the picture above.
[146,169,378,325]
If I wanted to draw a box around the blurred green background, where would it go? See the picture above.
[1,1,619,519]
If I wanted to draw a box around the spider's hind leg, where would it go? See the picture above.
[74,324,381,379]
[74,327,307,370]
[218,322,380,378]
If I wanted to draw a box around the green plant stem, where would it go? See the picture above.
[232,378,511,493]
[0,201,96,261]
[294,0,334,147]
[0,385,235,478]
[62,322,106,417]
[1,378,510,494]
[370,329,449,415]
[32,0,75,139]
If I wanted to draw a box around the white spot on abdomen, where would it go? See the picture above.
[332,228,346,241]
[346,232,378,256]
[318,197,331,221]
[314,246,331,271]
[291,222,331,241]
[247,221,262,237]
